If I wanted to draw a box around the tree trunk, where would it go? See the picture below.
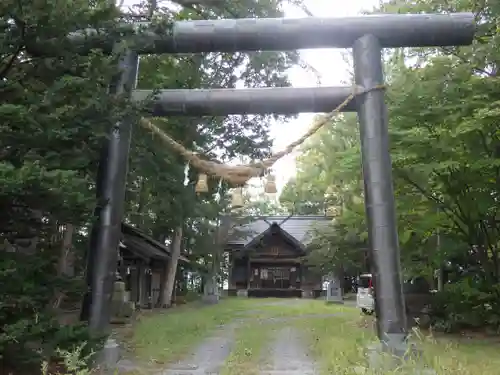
[162,226,182,307]
[52,223,75,309]
[156,260,168,307]
[338,264,345,295]
[437,266,444,291]
[136,177,147,228]
[155,234,168,307]
[58,224,75,276]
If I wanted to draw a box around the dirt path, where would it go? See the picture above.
[157,299,322,375]
[159,325,234,375]
[157,320,319,375]
[260,326,318,375]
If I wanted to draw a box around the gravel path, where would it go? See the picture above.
[155,319,321,375]
[159,325,234,375]
[260,326,318,375]
[153,299,324,375]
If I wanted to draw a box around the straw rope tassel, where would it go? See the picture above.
[264,174,277,194]
[231,188,244,208]
[139,84,385,187]
[195,173,208,193]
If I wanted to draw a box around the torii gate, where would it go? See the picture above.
[72,12,474,362]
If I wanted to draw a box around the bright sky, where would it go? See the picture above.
[267,0,381,193]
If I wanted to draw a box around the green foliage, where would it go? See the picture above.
[431,281,500,333]
[41,342,95,375]
[1,0,121,370]
[280,114,367,275]
[239,189,288,216]
[1,0,310,372]
[279,0,500,329]
[0,248,103,367]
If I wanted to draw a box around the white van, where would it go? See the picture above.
[356,273,434,317]
[356,273,374,314]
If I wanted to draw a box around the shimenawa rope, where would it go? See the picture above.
[139,84,385,186]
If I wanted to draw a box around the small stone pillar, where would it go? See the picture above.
[95,337,121,370]
[326,277,344,304]
[110,281,134,320]
[203,275,220,304]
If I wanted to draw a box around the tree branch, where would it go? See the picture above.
[394,168,470,240]
[439,46,493,77]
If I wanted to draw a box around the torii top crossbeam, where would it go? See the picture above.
[39,13,475,55]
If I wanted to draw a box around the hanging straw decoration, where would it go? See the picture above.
[231,188,244,209]
[352,195,364,204]
[139,85,385,188]
[264,174,277,194]
[195,173,208,193]
[326,206,339,216]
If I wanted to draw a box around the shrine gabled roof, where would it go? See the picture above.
[226,215,331,248]
[120,223,190,263]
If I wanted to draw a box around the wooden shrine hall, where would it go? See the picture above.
[57,223,192,327]
[118,223,190,309]
[225,216,329,298]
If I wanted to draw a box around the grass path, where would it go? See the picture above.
[121,298,500,375]
[220,320,274,375]
[160,323,233,374]
[258,326,318,375]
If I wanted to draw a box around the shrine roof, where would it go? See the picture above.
[226,215,331,248]
[120,223,190,263]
